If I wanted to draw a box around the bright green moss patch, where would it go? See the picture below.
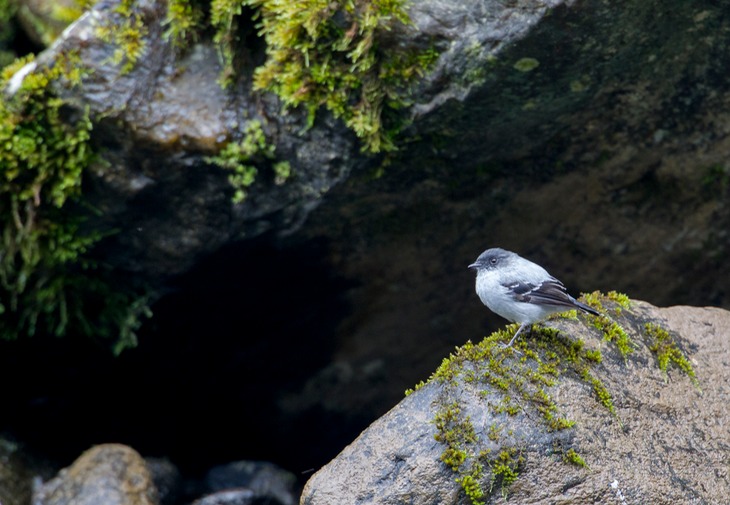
[418,291,701,503]
[0,54,150,352]
[594,315,634,357]
[457,471,485,505]
[644,322,700,389]
[1,54,93,334]
[425,326,613,504]
[581,368,616,415]
[582,289,630,316]
[205,119,291,203]
[240,0,438,153]
[101,0,439,199]
[96,0,148,74]
[180,0,441,152]
[581,290,634,358]
[606,290,631,310]
[164,0,204,46]
[583,292,699,390]
[404,379,425,396]
[563,448,587,468]
[433,402,476,471]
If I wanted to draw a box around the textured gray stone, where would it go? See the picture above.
[301,302,730,504]
[33,444,158,505]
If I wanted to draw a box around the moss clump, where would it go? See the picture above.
[433,402,475,471]
[0,54,150,352]
[581,290,634,358]
[489,448,522,490]
[404,379,425,396]
[606,290,631,310]
[164,0,205,46]
[457,471,485,505]
[95,0,148,74]
[425,326,612,503]
[581,368,616,415]
[205,119,291,203]
[419,290,701,503]
[1,54,93,333]
[563,448,588,468]
[644,322,700,389]
[237,0,439,153]
[582,292,699,390]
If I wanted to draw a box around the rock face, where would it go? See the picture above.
[300,301,730,504]
[17,0,727,293]
[33,444,158,505]
[28,0,358,278]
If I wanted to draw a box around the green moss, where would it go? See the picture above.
[513,57,539,72]
[644,322,700,389]
[95,0,147,74]
[416,291,702,502]
[606,290,631,310]
[578,290,604,312]
[404,379,425,396]
[0,54,150,352]
[563,448,587,468]
[0,55,92,330]
[205,119,291,203]
[433,402,476,471]
[581,369,616,415]
[237,0,438,153]
[209,0,247,87]
[164,0,205,46]
[582,290,634,357]
[423,325,613,503]
[490,448,522,491]
[457,471,485,505]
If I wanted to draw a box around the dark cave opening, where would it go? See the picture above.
[0,236,361,489]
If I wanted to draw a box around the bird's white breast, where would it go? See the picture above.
[474,268,553,324]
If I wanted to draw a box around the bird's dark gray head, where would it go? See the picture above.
[468,248,516,271]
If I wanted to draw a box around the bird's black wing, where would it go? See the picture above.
[502,277,579,308]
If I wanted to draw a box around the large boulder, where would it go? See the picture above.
[33,444,158,505]
[301,299,730,504]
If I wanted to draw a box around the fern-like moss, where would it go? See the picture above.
[0,53,150,352]
[239,0,438,153]
[205,119,291,203]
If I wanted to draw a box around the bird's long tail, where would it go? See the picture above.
[574,300,600,316]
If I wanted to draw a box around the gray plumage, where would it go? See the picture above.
[468,248,599,347]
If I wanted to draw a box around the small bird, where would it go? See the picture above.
[468,248,599,348]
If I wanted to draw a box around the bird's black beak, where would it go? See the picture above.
[468,262,478,270]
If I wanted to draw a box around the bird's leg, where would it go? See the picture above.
[503,322,530,348]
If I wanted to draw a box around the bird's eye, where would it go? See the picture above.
[489,257,498,265]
